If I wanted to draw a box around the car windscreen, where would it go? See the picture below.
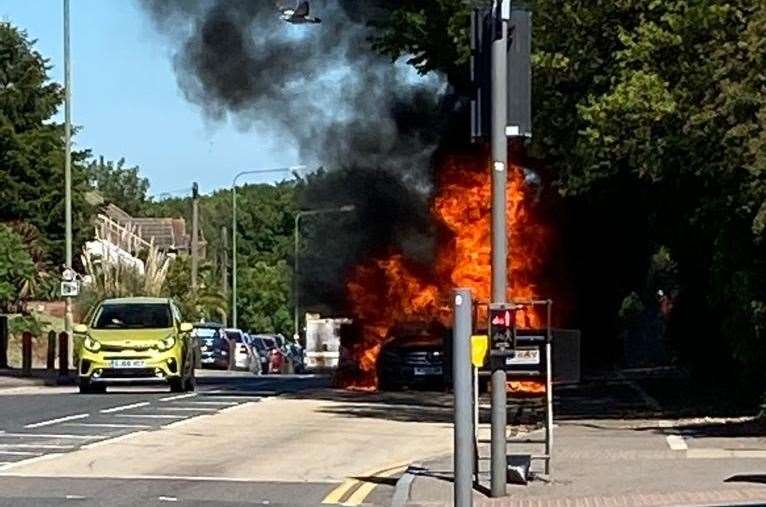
[226,331,243,343]
[92,303,172,329]
[252,338,266,351]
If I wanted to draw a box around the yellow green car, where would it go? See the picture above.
[74,297,196,394]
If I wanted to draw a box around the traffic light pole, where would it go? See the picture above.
[490,0,510,498]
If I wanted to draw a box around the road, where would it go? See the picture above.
[0,371,453,506]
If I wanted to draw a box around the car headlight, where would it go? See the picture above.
[83,336,101,353]
[157,335,176,352]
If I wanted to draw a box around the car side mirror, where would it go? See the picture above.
[73,324,88,334]
[179,322,194,333]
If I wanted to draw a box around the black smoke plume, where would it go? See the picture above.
[139,0,447,184]
[139,0,466,318]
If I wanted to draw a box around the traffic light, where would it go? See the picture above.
[489,303,517,353]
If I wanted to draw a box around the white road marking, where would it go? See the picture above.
[0,444,73,450]
[157,407,217,412]
[25,413,90,429]
[158,393,198,402]
[0,450,40,456]
[114,414,184,419]
[158,497,178,502]
[0,433,101,440]
[100,402,150,414]
[665,435,688,451]
[180,401,238,406]
[64,423,151,429]
[66,495,86,500]
[195,395,261,400]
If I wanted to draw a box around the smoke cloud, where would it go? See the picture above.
[138,0,447,184]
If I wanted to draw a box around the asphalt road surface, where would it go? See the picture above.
[0,371,454,506]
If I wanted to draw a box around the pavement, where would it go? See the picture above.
[402,373,766,506]
[0,370,454,506]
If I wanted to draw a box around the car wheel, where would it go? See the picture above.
[169,377,185,393]
[185,367,196,392]
[79,380,106,394]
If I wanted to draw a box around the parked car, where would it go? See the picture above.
[250,334,285,374]
[193,322,231,369]
[283,339,306,373]
[225,328,258,371]
[377,323,450,391]
[73,297,196,394]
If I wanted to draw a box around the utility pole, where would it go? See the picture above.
[490,0,510,498]
[63,0,74,371]
[453,289,474,507]
[191,183,200,293]
[220,226,229,327]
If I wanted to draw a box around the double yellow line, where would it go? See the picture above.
[321,462,410,506]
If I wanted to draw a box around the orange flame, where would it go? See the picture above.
[341,150,547,389]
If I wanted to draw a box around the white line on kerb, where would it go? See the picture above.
[24,414,90,428]
[158,393,198,402]
[0,450,39,456]
[100,402,150,414]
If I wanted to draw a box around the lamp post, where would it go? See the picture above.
[63,0,74,370]
[293,205,355,342]
[231,166,306,329]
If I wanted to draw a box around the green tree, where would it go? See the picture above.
[0,23,93,265]
[0,224,35,304]
[86,156,150,216]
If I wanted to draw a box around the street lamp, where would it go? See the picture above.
[231,166,306,328]
[63,0,74,370]
[293,205,356,341]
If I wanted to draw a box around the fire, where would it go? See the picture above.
[340,150,547,389]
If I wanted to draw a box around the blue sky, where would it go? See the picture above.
[1,0,301,196]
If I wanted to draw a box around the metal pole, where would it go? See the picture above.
[293,213,301,341]
[221,226,229,327]
[453,288,473,507]
[545,301,554,475]
[490,0,510,498]
[63,0,73,372]
[231,185,238,328]
[191,183,199,293]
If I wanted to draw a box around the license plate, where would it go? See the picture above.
[414,366,442,376]
[506,348,540,365]
[110,359,145,368]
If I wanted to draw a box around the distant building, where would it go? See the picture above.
[96,203,206,259]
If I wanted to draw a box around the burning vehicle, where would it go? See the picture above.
[376,322,450,391]
[337,150,550,391]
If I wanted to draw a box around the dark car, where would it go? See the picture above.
[193,323,231,369]
[377,323,450,391]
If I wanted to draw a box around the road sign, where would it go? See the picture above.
[60,281,79,297]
